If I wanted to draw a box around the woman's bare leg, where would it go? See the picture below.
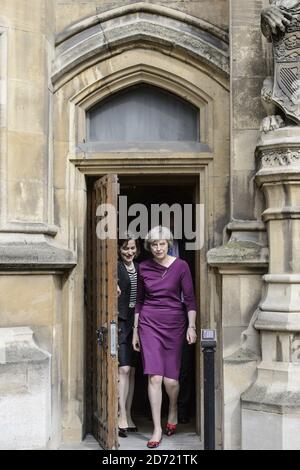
[126,367,136,428]
[163,377,179,424]
[148,375,163,441]
[118,366,130,428]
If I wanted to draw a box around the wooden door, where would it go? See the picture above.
[93,174,119,449]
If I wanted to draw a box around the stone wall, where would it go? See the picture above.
[0,0,70,449]
[231,0,269,221]
[207,0,271,449]
[0,0,55,229]
[55,0,229,33]
[0,0,273,451]
[0,328,51,449]
[0,274,65,448]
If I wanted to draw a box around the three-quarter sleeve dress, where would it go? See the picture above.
[135,258,196,380]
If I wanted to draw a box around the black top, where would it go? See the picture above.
[118,261,139,321]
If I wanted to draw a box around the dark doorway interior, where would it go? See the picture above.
[85,174,198,438]
[118,175,197,425]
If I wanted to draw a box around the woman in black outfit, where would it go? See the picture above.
[118,236,139,437]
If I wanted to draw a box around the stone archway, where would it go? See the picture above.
[51,3,230,445]
[53,3,229,86]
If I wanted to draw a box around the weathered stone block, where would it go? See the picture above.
[8,29,45,82]
[232,77,264,130]
[0,0,44,33]
[7,131,46,180]
[242,407,300,450]
[8,179,44,222]
[0,328,51,450]
[232,26,266,78]
[7,79,46,135]
[224,353,258,450]
[232,170,257,220]
[232,130,260,172]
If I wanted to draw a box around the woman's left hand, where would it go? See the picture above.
[186,327,197,344]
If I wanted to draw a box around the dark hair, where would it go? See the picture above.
[118,234,140,258]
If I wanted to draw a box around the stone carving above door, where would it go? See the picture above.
[260,0,300,132]
[52,3,229,86]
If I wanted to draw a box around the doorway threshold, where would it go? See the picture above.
[59,435,101,450]
[59,430,202,451]
[119,420,203,451]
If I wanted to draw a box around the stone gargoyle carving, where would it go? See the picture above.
[260,0,300,132]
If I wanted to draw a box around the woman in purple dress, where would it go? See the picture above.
[132,226,197,448]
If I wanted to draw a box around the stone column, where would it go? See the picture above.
[206,0,270,448]
[230,0,268,222]
[0,0,56,236]
[242,127,300,450]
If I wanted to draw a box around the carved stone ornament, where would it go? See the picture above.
[261,148,300,167]
[263,1,300,124]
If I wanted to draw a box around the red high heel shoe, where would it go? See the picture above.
[147,437,162,449]
[164,423,177,436]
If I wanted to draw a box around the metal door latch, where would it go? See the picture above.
[96,326,107,346]
[110,321,117,357]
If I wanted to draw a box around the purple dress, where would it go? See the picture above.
[135,258,196,380]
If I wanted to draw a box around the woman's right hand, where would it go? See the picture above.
[132,328,140,352]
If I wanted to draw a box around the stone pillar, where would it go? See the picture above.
[242,128,300,450]
[230,0,268,222]
[208,239,267,449]
[0,0,56,235]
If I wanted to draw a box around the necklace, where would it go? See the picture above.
[161,269,168,279]
[125,263,135,273]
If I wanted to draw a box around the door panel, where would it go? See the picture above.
[93,174,119,450]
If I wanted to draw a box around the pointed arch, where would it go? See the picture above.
[68,62,214,152]
[87,84,200,143]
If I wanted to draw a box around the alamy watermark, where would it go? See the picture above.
[96,196,205,250]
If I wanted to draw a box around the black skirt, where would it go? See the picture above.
[118,307,138,367]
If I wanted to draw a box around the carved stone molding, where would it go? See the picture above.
[207,241,269,271]
[0,234,76,271]
[52,3,229,86]
[260,148,300,168]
